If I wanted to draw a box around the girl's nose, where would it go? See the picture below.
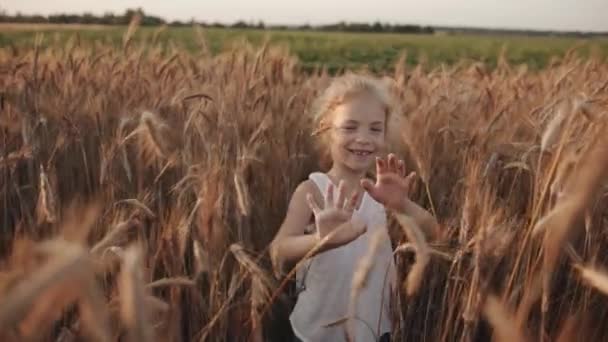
[355,132,372,144]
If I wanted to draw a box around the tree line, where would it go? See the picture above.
[0,8,164,26]
[4,7,604,37]
[0,7,435,34]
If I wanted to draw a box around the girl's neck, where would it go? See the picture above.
[326,163,367,190]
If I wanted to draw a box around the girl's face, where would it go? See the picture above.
[328,92,387,174]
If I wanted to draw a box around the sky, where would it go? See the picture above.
[2,0,607,32]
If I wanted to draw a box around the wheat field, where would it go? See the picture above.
[1,23,608,342]
[4,23,608,72]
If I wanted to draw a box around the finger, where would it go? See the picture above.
[398,160,406,178]
[388,153,397,172]
[404,171,416,194]
[376,157,387,175]
[360,178,375,193]
[410,173,420,195]
[336,180,346,209]
[405,171,416,184]
[344,191,359,212]
[325,183,334,208]
[306,193,321,215]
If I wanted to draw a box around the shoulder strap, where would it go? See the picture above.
[308,172,331,196]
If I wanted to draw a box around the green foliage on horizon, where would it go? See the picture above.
[2,25,607,72]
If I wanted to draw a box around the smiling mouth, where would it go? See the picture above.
[347,148,373,156]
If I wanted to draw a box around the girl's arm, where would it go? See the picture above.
[269,181,316,276]
[395,197,439,240]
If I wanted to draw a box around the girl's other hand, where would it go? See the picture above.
[306,180,366,248]
[361,153,416,211]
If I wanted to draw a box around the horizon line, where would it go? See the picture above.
[2,8,608,35]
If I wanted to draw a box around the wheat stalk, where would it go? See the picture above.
[118,245,153,342]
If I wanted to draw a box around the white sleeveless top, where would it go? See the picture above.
[290,172,396,342]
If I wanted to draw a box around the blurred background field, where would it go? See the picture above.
[2,23,608,72]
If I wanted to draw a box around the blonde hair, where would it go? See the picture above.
[309,73,399,166]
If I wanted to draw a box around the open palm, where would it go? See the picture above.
[361,154,416,211]
[307,180,366,248]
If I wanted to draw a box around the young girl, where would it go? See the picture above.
[270,73,439,342]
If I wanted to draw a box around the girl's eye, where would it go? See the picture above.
[342,126,356,131]
[371,128,383,133]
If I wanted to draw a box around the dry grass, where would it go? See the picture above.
[1,22,608,342]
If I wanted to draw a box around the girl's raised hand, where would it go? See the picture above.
[306,180,366,248]
[361,153,416,211]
